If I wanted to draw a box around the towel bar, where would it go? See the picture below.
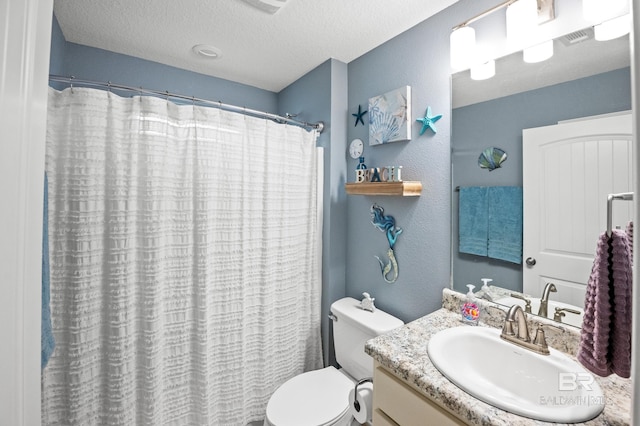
[606,192,634,237]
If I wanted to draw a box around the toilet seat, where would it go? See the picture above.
[264,366,355,426]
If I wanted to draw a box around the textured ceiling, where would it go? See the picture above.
[54,0,459,92]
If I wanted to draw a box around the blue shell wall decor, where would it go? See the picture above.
[478,147,507,171]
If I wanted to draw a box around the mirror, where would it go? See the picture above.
[450,27,631,328]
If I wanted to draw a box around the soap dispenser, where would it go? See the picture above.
[461,284,480,325]
[480,278,494,301]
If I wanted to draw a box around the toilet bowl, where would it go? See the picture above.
[263,366,355,426]
[263,296,403,426]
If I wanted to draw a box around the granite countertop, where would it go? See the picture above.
[365,289,632,426]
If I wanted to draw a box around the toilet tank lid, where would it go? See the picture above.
[330,297,403,335]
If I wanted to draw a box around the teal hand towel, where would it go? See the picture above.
[487,186,523,264]
[458,186,489,257]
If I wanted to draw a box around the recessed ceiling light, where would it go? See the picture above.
[241,0,288,14]
[192,44,223,59]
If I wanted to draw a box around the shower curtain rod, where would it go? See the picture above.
[48,75,324,133]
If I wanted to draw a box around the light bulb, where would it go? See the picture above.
[523,40,554,63]
[450,26,476,71]
[594,14,631,41]
[470,60,495,81]
[583,0,628,23]
[506,0,538,49]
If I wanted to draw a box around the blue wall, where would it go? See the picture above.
[344,0,503,323]
[50,0,609,362]
[278,59,349,366]
[451,67,631,294]
[49,16,66,76]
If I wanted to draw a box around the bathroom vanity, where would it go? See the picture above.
[372,360,465,426]
[365,289,632,425]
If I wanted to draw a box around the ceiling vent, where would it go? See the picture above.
[559,27,594,46]
[241,0,289,14]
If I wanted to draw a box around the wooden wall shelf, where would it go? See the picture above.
[345,181,422,197]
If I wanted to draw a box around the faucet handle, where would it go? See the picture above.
[510,293,532,313]
[532,323,563,354]
[553,307,581,323]
[501,318,516,337]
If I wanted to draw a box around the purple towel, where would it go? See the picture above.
[626,221,633,262]
[577,230,632,378]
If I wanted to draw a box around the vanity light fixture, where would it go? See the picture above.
[450,26,476,71]
[506,0,538,49]
[582,0,604,21]
[583,0,630,41]
[470,59,496,80]
[594,13,631,41]
[450,0,555,71]
[583,0,627,23]
[523,39,554,63]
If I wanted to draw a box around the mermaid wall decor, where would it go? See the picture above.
[370,203,402,283]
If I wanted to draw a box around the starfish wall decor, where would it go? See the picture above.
[352,104,368,127]
[416,106,442,135]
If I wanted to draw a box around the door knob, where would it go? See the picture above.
[525,257,537,266]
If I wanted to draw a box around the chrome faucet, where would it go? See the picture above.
[500,304,558,355]
[538,282,557,318]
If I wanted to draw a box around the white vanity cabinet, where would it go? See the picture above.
[372,361,467,426]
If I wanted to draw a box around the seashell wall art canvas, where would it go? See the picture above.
[368,86,412,146]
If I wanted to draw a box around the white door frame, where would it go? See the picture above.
[0,0,53,424]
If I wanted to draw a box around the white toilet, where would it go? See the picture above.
[264,297,403,426]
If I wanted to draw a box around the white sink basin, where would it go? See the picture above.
[496,296,584,327]
[427,326,604,423]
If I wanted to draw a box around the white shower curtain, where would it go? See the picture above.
[42,87,323,426]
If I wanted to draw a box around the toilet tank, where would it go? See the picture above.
[330,297,403,380]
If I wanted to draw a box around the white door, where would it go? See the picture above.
[523,112,633,306]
